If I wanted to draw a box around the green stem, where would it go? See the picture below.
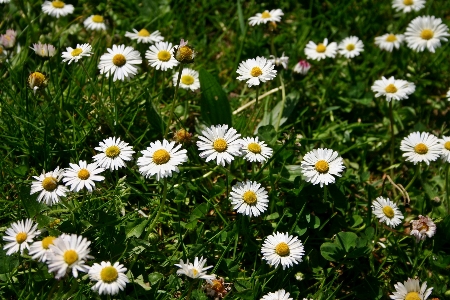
[185,280,195,300]
[147,178,168,234]
[275,71,286,131]
[388,101,397,197]
[164,64,184,138]
[404,164,420,192]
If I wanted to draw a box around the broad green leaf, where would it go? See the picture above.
[336,232,358,252]
[190,202,209,221]
[126,218,150,239]
[145,97,165,134]
[148,272,164,285]
[0,249,19,274]
[19,186,48,218]
[320,243,343,262]
[257,125,277,145]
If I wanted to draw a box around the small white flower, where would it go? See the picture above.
[62,160,105,192]
[293,60,311,75]
[261,289,293,300]
[89,261,129,295]
[372,196,404,228]
[375,33,405,52]
[248,9,284,26]
[239,137,273,163]
[268,52,289,69]
[338,36,364,59]
[0,29,16,49]
[3,219,40,256]
[439,136,450,163]
[30,166,68,206]
[41,1,74,18]
[84,15,106,31]
[236,56,277,87]
[400,132,441,165]
[31,43,56,57]
[405,15,450,53]
[300,148,345,187]
[137,139,188,181]
[371,76,416,102]
[261,232,305,270]
[410,215,436,242]
[390,278,433,300]
[196,124,242,166]
[93,136,135,171]
[29,236,57,262]
[98,44,142,81]
[174,256,215,283]
[446,89,450,101]
[125,29,164,44]
[173,68,200,91]
[145,41,179,71]
[230,181,269,218]
[0,0,11,3]
[61,43,92,64]
[392,0,426,13]
[304,38,337,61]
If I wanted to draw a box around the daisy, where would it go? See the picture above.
[371,76,415,102]
[93,136,135,171]
[173,39,195,64]
[0,29,17,49]
[61,43,92,64]
[145,41,179,71]
[30,166,68,206]
[174,256,215,283]
[236,56,277,87]
[203,277,231,299]
[439,136,450,162]
[173,68,200,91]
[28,71,48,93]
[400,132,441,165]
[300,148,345,187]
[410,215,436,242]
[248,9,284,26]
[239,136,273,163]
[137,139,188,181]
[230,181,269,218]
[268,52,289,69]
[47,234,92,279]
[338,36,364,59]
[293,60,311,75]
[304,38,337,61]
[196,124,242,166]
[0,0,10,3]
[261,289,293,300]
[89,261,129,295]
[375,33,405,52]
[41,1,74,18]
[29,236,57,262]
[261,232,305,270]
[125,28,164,44]
[98,44,142,81]
[372,196,404,227]
[392,0,426,13]
[31,42,56,57]
[84,15,106,31]
[3,219,41,256]
[390,278,433,300]
[405,16,450,53]
[62,160,105,192]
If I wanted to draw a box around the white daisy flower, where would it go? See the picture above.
[439,136,450,162]
[410,215,436,242]
[61,43,92,65]
[372,196,404,227]
[30,166,68,206]
[0,29,16,49]
[405,15,450,53]
[446,89,450,100]
[89,261,129,295]
[98,44,142,82]
[300,148,345,187]
[62,160,105,192]
[392,0,425,13]
[236,56,277,87]
[261,232,305,270]
[338,36,364,59]
[41,1,74,18]
[173,68,200,91]
[3,219,40,256]
[29,236,57,262]
[230,181,269,218]
[174,256,215,283]
[31,43,56,57]
[239,137,273,163]
[137,139,188,181]
[0,0,11,3]
[196,124,242,166]
[268,52,289,69]
[375,33,405,52]
[125,29,164,44]
[93,136,135,171]
[293,60,311,75]
[371,76,416,102]
[400,132,441,165]
[304,38,337,61]
[261,289,293,300]
[47,234,92,279]
[390,278,433,300]
[145,41,179,71]
[84,15,106,31]
[248,9,284,26]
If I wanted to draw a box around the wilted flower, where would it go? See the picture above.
[173,39,195,63]
[31,43,56,57]
[202,277,232,300]
[268,52,289,69]
[410,215,436,242]
[28,71,48,94]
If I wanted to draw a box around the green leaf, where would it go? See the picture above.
[126,218,150,239]
[19,186,48,218]
[190,202,209,221]
[257,125,277,145]
[0,249,19,274]
[336,232,358,252]
[148,272,164,285]
[320,243,344,262]
[265,212,279,220]
[145,96,165,134]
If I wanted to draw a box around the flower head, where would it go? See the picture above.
[145,41,179,71]
[261,232,305,270]
[29,236,57,262]
[261,289,293,300]
[93,137,135,171]
[372,196,404,227]
[3,219,40,255]
[30,166,68,206]
[84,15,106,31]
[31,43,56,57]
[61,43,92,64]
[405,15,450,53]
[174,129,193,145]
[410,215,436,242]
[375,33,405,52]
[371,76,415,102]
[239,136,273,163]
[0,29,17,49]
[175,256,215,283]
[125,29,164,44]
[390,278,433,300]
[392,0,425,13]
[173,68,200,91]
[293,60,311,75]
[236,56,277,87]
[268,52,289,69]
[98,44,142,81]
[203,277,231,299]
[62,160,105,192]
[41,1,74,18]
[439,136,450,163]
[89,261,129,295]
[173,39,195,63]
[300,148,345,187]
[304,38,337,61]
[400,132,441,165]
[338,36,364,58]
[248,9,284,26]
[230,181,269,218]
[28,71,48,94]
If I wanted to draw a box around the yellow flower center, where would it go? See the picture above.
[16,232,27,244]
[63,250,78,265]
[384,84,397,94]
[405,292,420,300]
[77,168,90,180]
[181,75,195,85]
[51,0,65,8]
[382,206,395,219]
[175,129,191,144]
[247,142,261,154]
[92,15,104,23]
[42,176,58,191]
[414,143,428,154]
[71,48,83,57]
[138,29,150,37]
[42,236,56,249]
[420,29,434,40]
[445,141,450,150]
[346,43,355,51]
[213,138,227,152]
[417,222,429,232]
[176,45,194,62]
[157,50,172,62]
[386,34,397,42]
[100,266,119,283]
[153,149,170,165]
[403,0,414,5]
[250,66,263,77]
[192,269,199,276]
[316,43,326,53]
[112,54,126,67]
[0,47,3,55]
[105,145,121,158]
[261,11,271,19]
[242,191,257,205]
[275,242,290,257]
[28,72,46,88]
[314,160,329,173]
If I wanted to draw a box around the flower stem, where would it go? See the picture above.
[404,164,420,192]
[164,64,184,138]
[445,164,449,214]
[388,101,397,197]
[147,178,168,234]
